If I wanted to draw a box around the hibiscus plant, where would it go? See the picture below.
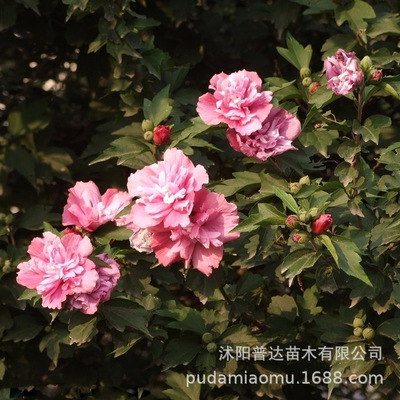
[1,1,400,400]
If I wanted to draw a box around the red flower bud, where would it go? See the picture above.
[153,125,171,146]
[370,69,382,83]
[311,214,333,235]
[286,215,300,229]
[291,231,311,244]
[309,82,321,95]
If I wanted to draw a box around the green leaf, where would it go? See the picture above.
[68,313,98,345]
[141,49,168,80]
[376,319,400,341]
[211,171,261,197]
[143,85,172,126]
[267,294,298,322]
[7,100,50,136]
[330,235,372,286]
[233,203,286,233]
[89,136,156,169]
[353,115,391,145]
[2,315,43,343]
[5,146,36,187]
[272,186,299,213]
[101,299,151,336]
[280,248,321,286]
[164,371,201,400]
[276,32,312,70]
[157,307,206,335]
[39,330,70,367]
[334,161,358,187]
[367,13,400,39]
[299,129,339,157]
[219,324,262,347]
[335,0,376,32]
[337,138,361,163]
[319,235,338,265]
[164,336,201,369]
[18,205,60,231]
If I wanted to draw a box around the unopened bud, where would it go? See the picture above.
[302,77,312,87]
[369,69,382,83]
[153,125,171,146]
[311,213,333,235]
[360,56,372,73]
[362,327,375,340]
[309,82,321,95]
[298,210,311,224]
[201,332,214,344]
[291,231,311,244]
[206,342,217,353]
[299,176,310,186]
[300,67,311,79]
[289,182,301,195]
[286,215,300,229]
[353,327,363,337]
[141,119,154,132]
[143,130,154,142]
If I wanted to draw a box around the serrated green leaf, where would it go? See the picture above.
[335,0,375,32]
[331,235,372,286]
[299,129,339,157]
[267,294,298,322]
[334,161,358,187]
[102,299,151,336]
[280,248,321,286]
[272,186,299,213]
[353,115,391,145]
[276,32,312,70]
[68,313,98,345]
[143,85,172,126]
[377,319,400,341]
[319,235,338,265]
[164,371,201,400]
[164,336,201,369]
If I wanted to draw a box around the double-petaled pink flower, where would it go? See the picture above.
[120,149,240,275]
[16,232,99,309]
[62,181,131,232]
[226,107,301,161]
[324,49,363,95]
[127,148,209,229]
[196,70,273,135]
[151,188,240,276]
[68,253,120,315]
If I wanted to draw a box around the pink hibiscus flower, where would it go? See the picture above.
[196,70,273,135]
[151,188,240,276]
[62,181,131,232]
[226,107,301,161]
[68,253,120,314]
[127,148,209,229]
[16,232,99,309]
[324,49,363,95]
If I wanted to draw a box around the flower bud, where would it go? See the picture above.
[302,77,312,87]
[206,342,218,353]
[153,125,171,146]
[360,56,372,73]
[289,182,301,195]
[311,213,333,235]
[353,327,363,337]
[201,332,214,344]
[141,119,154,132]
[291,231,311,244]
[286,215,300,229]
[362,327,375,340]
[369,69,382,83]
[353,317,365,328]
[299,176,311,186]
[309,82,321,95]
[300,67,311,79]
[143,130,154,142]
[298,210,311,224]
